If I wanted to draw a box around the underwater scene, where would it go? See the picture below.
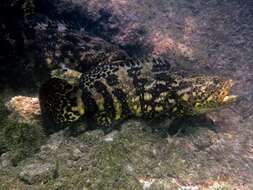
[0,0,253,189]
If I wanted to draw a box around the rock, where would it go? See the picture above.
[39,131,65,160]
[71,148,83,161]
[5,96,41,124]
[34,21,130,73]
[0,0,131,90]
[179,186,199,190]
[102,130,119,142]
[0,0,37,90]
[19,162,57,185]
[0,152,12,168]
[138,177,155,190]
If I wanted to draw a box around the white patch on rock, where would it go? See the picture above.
[103,131,119,142]
[19,163,57,185]
[138,177,156,190]
[179,186,199,190]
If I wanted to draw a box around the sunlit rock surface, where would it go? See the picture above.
[0,0,253,189]
[19,162,57,185]
[5,96,41,124]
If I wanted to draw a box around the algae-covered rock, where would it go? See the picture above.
[1,122,44,165]
[0,115,252,189]
[19,162,57,185]
[0,97,45,165]
[0,152,12,169]
[0,0,130,90]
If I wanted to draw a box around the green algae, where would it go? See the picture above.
[81,142,142,190]
[0,99,248,189]
[3,122,44,165]
[0,98,8,155]
[0,184,9,190]
[48,122,189,190]
[0,98,45,165]
[0,117,250,189]
[78,129,104,145]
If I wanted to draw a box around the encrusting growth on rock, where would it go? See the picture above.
[5,96,41,124]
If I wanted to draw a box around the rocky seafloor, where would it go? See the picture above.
[0,0,253,189]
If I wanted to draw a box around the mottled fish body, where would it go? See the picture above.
[79,57,174,127]
[39,56,237,129]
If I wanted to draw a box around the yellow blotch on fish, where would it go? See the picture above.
[114,100,122,120]
[155,106,163,112]
[132,104,142,116]
[207,96,213,102]
[172,107,178,112]
[181,93,190,101]
[145,105,152,112]
[144,93,152,101]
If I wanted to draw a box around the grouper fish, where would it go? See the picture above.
[39,56,237,130]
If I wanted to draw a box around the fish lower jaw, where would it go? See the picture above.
[222,95,238,103]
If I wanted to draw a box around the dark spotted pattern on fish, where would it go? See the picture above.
[77,56,178,126]
[39,55,237,128]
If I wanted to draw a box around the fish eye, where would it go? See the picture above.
[213,78,220,85]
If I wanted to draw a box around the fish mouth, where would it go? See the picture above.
[222,95,238,103]
[221,79,238,103]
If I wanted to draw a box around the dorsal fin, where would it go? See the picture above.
[140,55,171,72]
[80,55,171,89]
